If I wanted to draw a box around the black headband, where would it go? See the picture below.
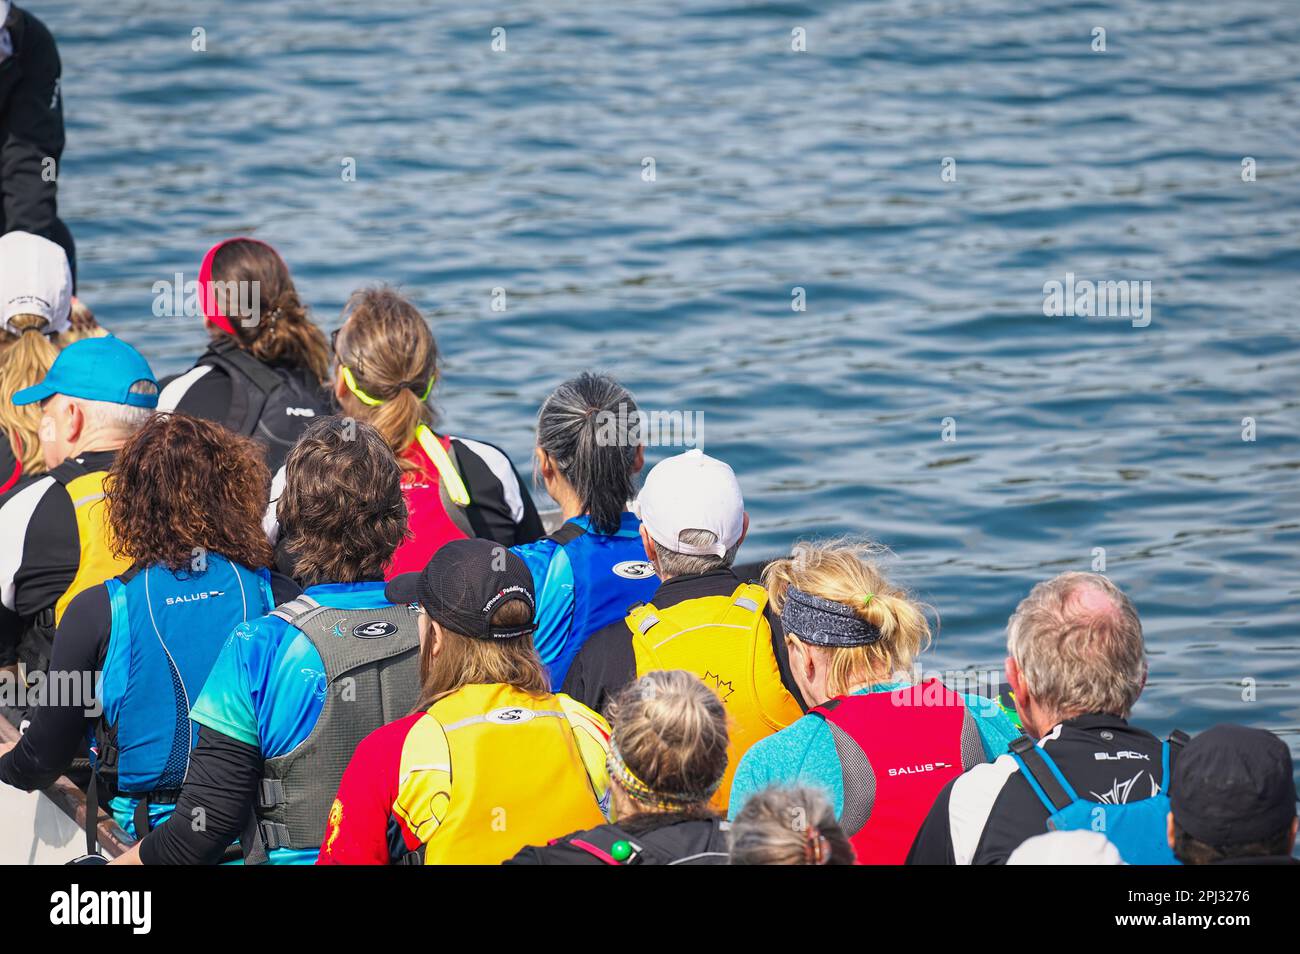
[781,586,883,647]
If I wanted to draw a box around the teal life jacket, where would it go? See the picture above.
[91,556,274,844]
[1009,730,1189,865]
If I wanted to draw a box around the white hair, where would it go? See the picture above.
[77,380,157,435]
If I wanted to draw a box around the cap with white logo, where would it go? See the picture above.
[0,231,72,334]
[633,448,744,558]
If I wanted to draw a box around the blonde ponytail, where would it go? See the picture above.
[334,286,438,472]
[0,316,60,475]
[763,538,933,695]
[366,387,429,473]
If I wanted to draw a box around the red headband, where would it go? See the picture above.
[198,236,279,336]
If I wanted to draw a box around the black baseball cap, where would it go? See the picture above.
[1170,724,1297,846]
[385,538,537,640]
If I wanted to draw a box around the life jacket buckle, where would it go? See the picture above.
[258,778,286,808]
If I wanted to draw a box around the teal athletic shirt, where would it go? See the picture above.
[728,682,1021,820]
[190,580,391,865]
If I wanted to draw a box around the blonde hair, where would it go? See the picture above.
[604,670,729,815]
[0,303,110,475]
[0,315,61,474]
[336,287,438,473]
[416,600,549,711]
[729,785,855,865]
[1006,572,1146,719]
[763,538,932,696]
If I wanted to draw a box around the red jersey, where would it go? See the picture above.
[387,433,469,578]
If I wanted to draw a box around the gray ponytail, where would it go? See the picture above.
[536,372,639,535]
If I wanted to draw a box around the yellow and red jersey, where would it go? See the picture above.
[318,683,611,865]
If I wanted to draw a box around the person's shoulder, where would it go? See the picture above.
[157,362,227,413]
[512,533,559,566]
[16,8,58,52]
[949,752,1023,811]
[224,606,297,654]
[742,710,828,770]
[449,435,521,470]
[355,710,427,763]
[577,616,633,660]
[553,691,612,737]
[0,468,59,511]
[506,825,614,865]
[61,578,111,620]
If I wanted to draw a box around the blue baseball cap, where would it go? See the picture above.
[13,335,158,408]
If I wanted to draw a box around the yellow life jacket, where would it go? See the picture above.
[626,582,804,811]
[54,469,131,625]
[394,683,611,865]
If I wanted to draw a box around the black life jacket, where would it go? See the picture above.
[542,817,730,866]
[197,337,333,470]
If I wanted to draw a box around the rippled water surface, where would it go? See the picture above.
[42,1,1300,754]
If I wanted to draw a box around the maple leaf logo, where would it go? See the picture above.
[703,670,735,702]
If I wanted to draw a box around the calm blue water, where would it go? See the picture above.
[43,2,1300,755]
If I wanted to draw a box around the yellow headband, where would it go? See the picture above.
[341,364,435,407]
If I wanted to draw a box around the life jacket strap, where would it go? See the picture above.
[415,425,471,507]
[257,778,287,809]
[547,520,588,547]
[1009,734,1078,813]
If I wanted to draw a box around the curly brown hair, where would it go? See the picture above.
[106,413,274,571]
[276,416,407,583]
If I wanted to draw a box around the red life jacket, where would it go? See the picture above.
[811,680,978,864]
[387,430,470,578]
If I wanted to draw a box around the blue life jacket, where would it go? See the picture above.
[515,513,659,687]
[95,555,274,839]
[1009,730,1189,865]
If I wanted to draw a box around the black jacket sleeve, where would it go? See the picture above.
[456,439,545,548]
[0,583,107,790]
[560,623,635,718]
[0,475,79,666]
[138,725,262,866]
[157,364,234,424]
[0,11,69,257]
[905,776,958,865]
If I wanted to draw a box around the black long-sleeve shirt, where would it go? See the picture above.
[0,449,117,669]
[0,6,75,276]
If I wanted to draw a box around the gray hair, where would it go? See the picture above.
[1006,572,1146,720]
[77,380,158,436]
[653,528,739,580]
[729,785,854,866]
[536,372,638,535]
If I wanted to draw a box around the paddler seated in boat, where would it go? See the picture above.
[0,337,157,730]
[0,413,291,851]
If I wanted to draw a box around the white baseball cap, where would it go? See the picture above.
[633,448,745,558]
[0,231,73,335]
[1006,830,1127,865]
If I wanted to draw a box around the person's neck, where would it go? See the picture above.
[66,433,126,461]
[1029,707,1080,738]
[548,478,586,522]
